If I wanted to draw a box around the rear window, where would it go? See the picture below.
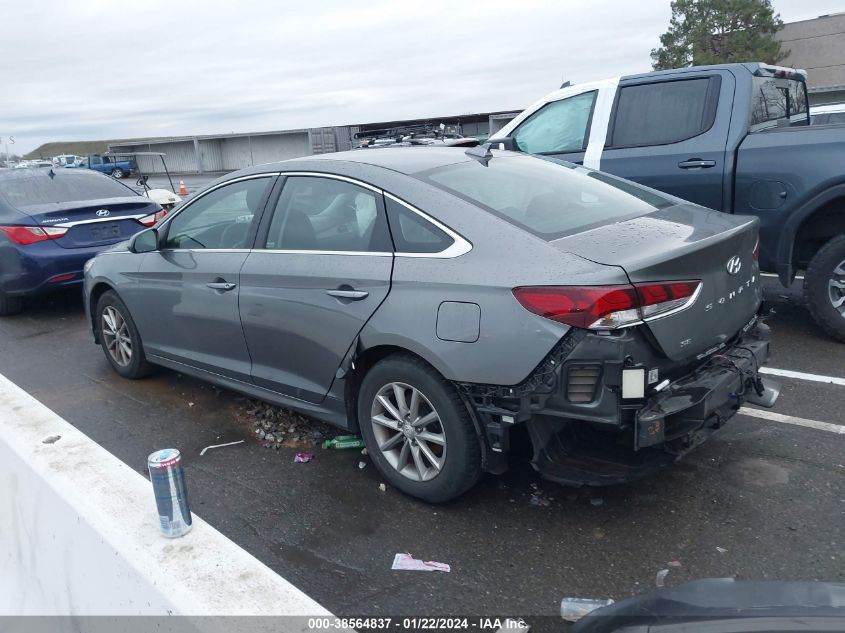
[419,155,672,240]
[0,173,136,206]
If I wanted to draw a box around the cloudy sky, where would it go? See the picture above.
[2,0,842,153]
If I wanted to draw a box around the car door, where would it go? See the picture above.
[127,174,275,381]
[239,173,393,403]
[599,71,734,211]
[511,90,598,164]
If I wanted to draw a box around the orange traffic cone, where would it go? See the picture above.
[178,179,188,196]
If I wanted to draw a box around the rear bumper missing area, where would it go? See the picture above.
[460,319,776,485]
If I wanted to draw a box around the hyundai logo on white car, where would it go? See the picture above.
[95,209,110,217]
[726,255,742,275]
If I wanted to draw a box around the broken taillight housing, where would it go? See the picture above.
[139,209,168,227]
[512,281,701,330]
[0,225,68,245]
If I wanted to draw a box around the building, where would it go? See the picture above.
[778,12,845,105]
[107,110,520,175]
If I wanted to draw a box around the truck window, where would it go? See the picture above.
[513,91,596,154]
[750,77,809,130]
[608,77,720,147]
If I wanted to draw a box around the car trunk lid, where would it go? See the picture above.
[19,197,159,249]
[552,205,762,361]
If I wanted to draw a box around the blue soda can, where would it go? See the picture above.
[147,448,193,538]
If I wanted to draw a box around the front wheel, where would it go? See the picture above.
[96,290,154,378]
[357,355,481,503]
[804,234,845,342]
[111,168,125,179]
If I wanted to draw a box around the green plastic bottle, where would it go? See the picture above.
[323,435,365,449]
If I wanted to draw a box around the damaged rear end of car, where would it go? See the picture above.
[423,154,778,486]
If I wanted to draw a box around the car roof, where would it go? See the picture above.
[265,147,479,175]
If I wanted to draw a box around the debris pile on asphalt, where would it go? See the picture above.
[239,399,336,450]
[529,483,554,507]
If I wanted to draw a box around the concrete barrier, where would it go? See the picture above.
[0,372,331,618]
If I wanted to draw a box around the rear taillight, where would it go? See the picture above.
[139,209,168,227]
[0,225,68,245]
[752,236,760,261]
[513,280,701,330]
[636,281,700,319]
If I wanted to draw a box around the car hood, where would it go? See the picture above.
[572,578,845,632]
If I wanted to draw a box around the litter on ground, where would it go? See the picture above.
[391,553,450,572]
[560,597,615,622]
[294,453,314,463]
[199,440,245,456]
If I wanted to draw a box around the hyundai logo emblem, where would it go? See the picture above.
[95,209,110,217]
[726,255,742,275]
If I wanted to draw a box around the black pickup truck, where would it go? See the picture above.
[491,62,845,341]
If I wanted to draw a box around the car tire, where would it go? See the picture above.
[111,168,124,179]
[804,233,845,342]
[357,354,482,503]
[96,290,154,378]
[0,293,23,316]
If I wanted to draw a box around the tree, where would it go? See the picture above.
[651,0,787,70]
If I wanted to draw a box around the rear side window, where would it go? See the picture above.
[385,197,453,253]
[420,155,672,241]
[0,172,136,206]
[750,77,809,129]
[609,77,719,147]
[513,91,596,154]
[264,176,391,252]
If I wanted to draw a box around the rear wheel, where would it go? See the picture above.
[96,290,153,378]
[357,355,481,503]
[0,293,23,316]
[111,168,125,179]
[804,234,845,342]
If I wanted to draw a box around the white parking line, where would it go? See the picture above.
[760,366,845,387]
[739,406,845,434]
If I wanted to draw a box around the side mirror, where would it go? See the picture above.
[128,228,159,254]
[488,136,518,151]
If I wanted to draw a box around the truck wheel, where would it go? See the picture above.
[111,168,125,179]
[0,293,23,316]
[96,290,154,378]
[357,355,482,503]
[804,234,845,342]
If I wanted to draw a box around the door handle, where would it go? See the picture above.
[326,289,369,300]
[206,281,237,291]
[678,159,716,169]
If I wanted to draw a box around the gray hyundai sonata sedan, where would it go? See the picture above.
[84,147,777,502]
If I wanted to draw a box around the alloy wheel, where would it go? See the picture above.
[102,305,132,366]
[370,382,446,482]
[829,259,845,318]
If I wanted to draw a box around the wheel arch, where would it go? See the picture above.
[88,281,118,343]
[778,186,845,284]
[342,342,492,470]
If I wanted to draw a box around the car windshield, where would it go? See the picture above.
[418,154,674,240]
[0,173,136,206]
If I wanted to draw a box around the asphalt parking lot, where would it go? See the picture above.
[0,272,842,621]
